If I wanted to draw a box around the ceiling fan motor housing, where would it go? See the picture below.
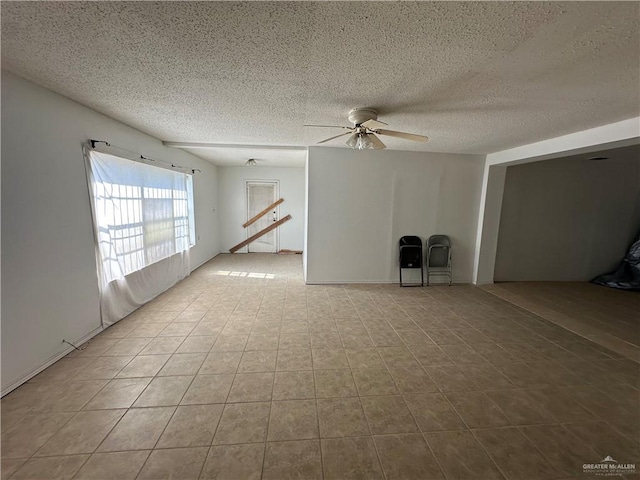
[348,107,378,126]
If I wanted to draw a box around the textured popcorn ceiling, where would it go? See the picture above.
[2,1,639,167]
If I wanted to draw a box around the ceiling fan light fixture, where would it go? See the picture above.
[346,132,374,150]
[355,133,374,150]
[346,133,359,149]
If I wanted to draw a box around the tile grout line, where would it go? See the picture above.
[308,296,327,480]
[259,289,280,480]
[80,300,196,478]
[384,297,454,480]
[393,294,509,480]
[350,294,392,480]
[195,296,239,480]
[425,355,509,480]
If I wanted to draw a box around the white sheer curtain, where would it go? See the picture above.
[85,147,192,327]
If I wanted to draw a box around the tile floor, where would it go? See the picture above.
[483,282,640,363]
[1,253,639,480]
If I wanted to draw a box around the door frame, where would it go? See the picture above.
[245,179,280,253]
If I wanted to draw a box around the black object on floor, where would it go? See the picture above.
[399,236,424,287]
[592,233,640,291]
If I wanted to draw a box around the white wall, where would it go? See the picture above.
[217,166,305,252]
[495,146,640,281]
[1,72,220,394]
[306,147,485,283]
[472,165,507,284]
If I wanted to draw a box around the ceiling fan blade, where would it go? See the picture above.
[376,129,428,143]
[317,131,353,144]
[369,134,386,150]
[304,124,352,130]
[361,119,388,129]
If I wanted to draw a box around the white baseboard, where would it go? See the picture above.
[304,280,464,285]
[305,280,395,285]
[1,325,104,397]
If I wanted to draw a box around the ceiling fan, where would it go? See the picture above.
[305,108,428,150]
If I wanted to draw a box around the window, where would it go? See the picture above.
[88,150,195,283]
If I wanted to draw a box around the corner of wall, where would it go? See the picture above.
[303,150,310,283]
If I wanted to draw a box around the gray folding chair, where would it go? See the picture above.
[426,235,452,286]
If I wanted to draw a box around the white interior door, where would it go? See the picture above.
[246,181,278,253]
